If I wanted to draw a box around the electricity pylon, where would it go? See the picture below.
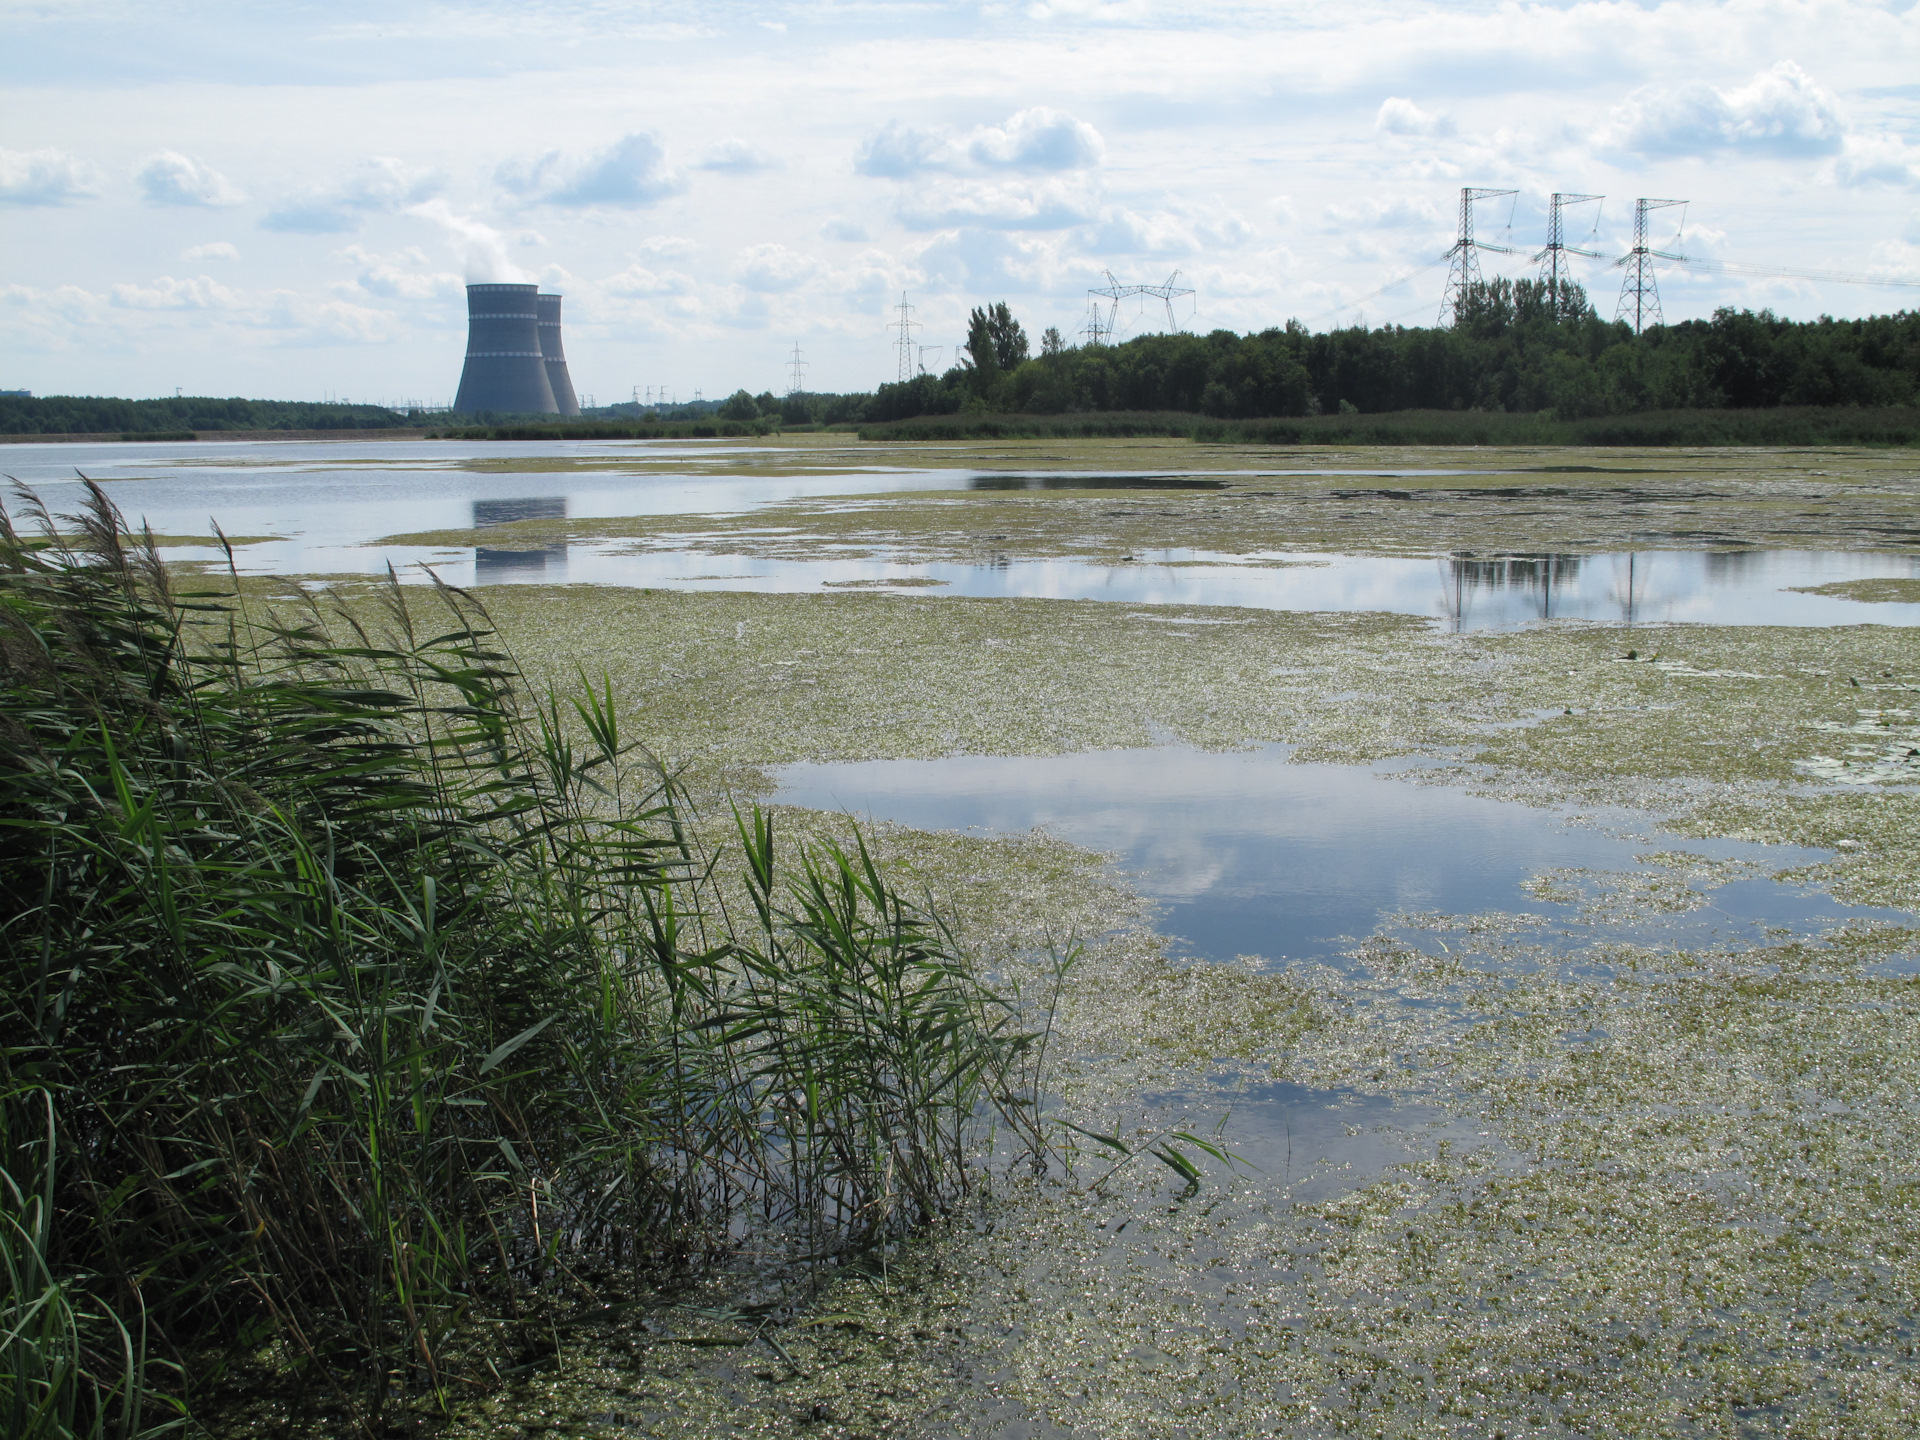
[1614,198,1688,334]
[1535,192,1604,313]
[786,342,807,396]
[1084,269,1197,341]
[889,292,921,382]
[1440,187,1518,326]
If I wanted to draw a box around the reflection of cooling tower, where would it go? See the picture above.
[536,293,581,416]
[454,284,557,415]
[473,495,567,582]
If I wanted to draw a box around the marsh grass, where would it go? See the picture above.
[0,482,1050,1435]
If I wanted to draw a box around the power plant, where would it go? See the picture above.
[536,293,581,416]
[454,283,578,415]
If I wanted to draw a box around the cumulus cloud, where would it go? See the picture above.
[1601,61,1846,158]
[1322,196,1444,230]
[603,263,693,298]
[732,243,817,292]
[897,176,1102,232]
[262,157,444,233]
[821,217,869,242]
[497,132,685,208]
[1375,98,1454,138]
[332,243,460,301]
[856,108,1104,178]
[1833,134,1920,190]
[0,148,102,206]
[967,108,1105,170]
[109,275,242,311]
[136,151,244,207]
[410,199,522,283]
[181,241,240,262]
[1089,203,1254,256]
[699,138,779,174]
[914,229,1054,294]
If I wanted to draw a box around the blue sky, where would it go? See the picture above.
[4,0,1917,403]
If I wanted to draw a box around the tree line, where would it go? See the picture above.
[0,394,423,435]
[12,288,1917,438]
[851,284,1919,424]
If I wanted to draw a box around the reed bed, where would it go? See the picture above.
[0,483,1042,1436]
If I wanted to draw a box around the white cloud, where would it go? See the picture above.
[1833,134,1920,190]
[733,242,818,292]
[897,176,1102,231]
[636,234,698,260]
[1375,98,1454,138]
[262,157,444,233]
[1601,61,1847,158]
[1322,196,1445,232]
[1089,203,1254,256]
[136,151,243,207]
[857,108,1104,178]
[497,132,685,208]
[822,218,870,243]
[410,199,521,283]
[332,243,460,301]
[699,138,780,174]
[109,274,242,311]
[181,241,240,262]
[1,148,102,206]
[603,263,694,298]
[967,108,1105,170]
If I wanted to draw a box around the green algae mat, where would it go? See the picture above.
[215,439,1918,1439]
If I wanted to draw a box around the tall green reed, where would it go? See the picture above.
[0,482,1043,1434]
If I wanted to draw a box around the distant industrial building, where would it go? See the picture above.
[454,283,579,415]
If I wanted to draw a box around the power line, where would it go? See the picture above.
[1655,254,1920,290]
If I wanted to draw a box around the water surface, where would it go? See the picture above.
[775,745,1911,966]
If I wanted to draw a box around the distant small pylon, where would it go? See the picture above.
[787,342,808,396]
[889,293,921,383]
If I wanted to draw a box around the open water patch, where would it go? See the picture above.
[774,744,1912,969]
[552,543,1920,628]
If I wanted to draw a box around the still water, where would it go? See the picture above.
[5,438,1916,629]
[775,744,1912,967]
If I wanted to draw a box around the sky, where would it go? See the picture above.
[3,0,1918,404]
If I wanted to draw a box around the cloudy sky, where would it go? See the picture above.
[4,0,1917,404]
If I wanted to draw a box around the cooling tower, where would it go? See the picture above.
[536,293,581,416]
[454,283,557,415]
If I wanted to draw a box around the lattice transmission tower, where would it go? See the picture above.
[1614,198,1688,335]
[889,292,921,382]
[1083,269,1197,343]
[786,342,807,396]
[1440,187,1518,326]
[1535,192,1604,314]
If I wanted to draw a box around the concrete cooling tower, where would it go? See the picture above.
[454,284,557,415]
[536,293,581,416]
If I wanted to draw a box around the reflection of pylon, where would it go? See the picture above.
[1614,197,1687,335]
[889,292,921,383]
[1440,187,1518,325]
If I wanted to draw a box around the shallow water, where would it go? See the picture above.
[8,438,1917,627]
[775,745,1912,966]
